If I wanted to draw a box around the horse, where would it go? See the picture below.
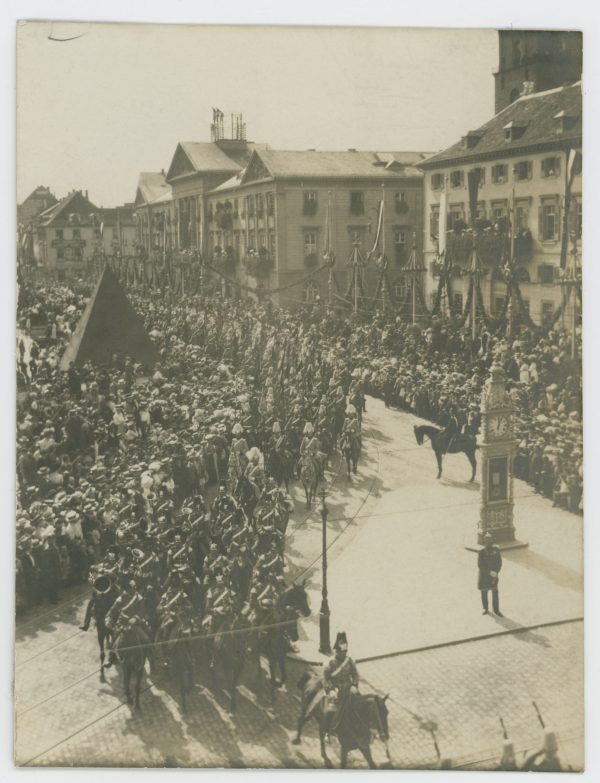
[266,447,294,491]
[234,473,260,517]
[414,424,478,482]
[155,615,197,714]
[340,431,360,476]
[299,454,319,508]
[252,582,311,704]
[203,613,249,714]
[114,618,152,709]
[293,672,391,769]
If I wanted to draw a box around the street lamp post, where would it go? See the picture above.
[319,486,331,655]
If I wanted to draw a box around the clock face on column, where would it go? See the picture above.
[489,415,509,438]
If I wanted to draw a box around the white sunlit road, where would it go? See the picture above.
[14,396,584,769]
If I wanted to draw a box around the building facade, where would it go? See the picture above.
[494,30,582,114]
[420,82,582,327]
[17,186,58,227]
[33,190,137,279]
[133,172,174,257]
[204,148,428,308]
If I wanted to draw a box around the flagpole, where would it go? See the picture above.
[327,190,333,313]
[381,184,386,313]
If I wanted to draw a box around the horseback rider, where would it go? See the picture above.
[105,579,150,667]
[440,408,460,454]
[228,422,249,488]
[79,574,119,632]
[323,632,360,738]
[244,447,265,500]
[203,572,235,632]
[300,422,323,479]
[342,405,360,447]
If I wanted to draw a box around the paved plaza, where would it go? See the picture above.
[14,397,584,769]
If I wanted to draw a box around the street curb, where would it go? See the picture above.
[290,616,583,667]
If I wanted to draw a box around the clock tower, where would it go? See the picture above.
[469,361,528,550]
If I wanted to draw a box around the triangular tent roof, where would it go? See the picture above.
[59,267,159,370]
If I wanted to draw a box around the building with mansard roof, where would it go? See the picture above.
[419,80,581,327]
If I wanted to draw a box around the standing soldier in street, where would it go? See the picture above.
[478,532,503,616]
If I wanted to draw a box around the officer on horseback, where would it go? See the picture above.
[440,408,459,454]
[323,632,359,739]
[300,422,324,480]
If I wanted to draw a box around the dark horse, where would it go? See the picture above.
[252,582,310,704]
[155,616,197,714]
[340,431,360,476]
[114,619,152,709]
[266,447,294,492]
[414,424,477,482]
[293,672,391,768]
[234,473,260,517]
[203,614,250,714]
[299,454,319,508]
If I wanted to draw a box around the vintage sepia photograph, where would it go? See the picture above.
[14,19,584,771]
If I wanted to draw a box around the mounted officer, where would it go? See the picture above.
[323,632,360,738]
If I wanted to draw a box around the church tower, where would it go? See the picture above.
[494,30,582,114]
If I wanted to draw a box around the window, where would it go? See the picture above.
[64,247,73,261]
[395,230,407,265]
[491,164,509,184]
[430,207,440,238]
[392,279,407,301]
[74,247,83,262]
[541,300,555,326]
[521,299,530,316]
[494,296,505,314]
[55,229,64,240]
[515,202,530,231]
[269,232,276,259]
[247,195,255,217]
[256,194,264,217]
[448,204,465,230]
[491,201,508,221]
[258,230,266,248]
[450,170,464,189]
[396,192,406,203]
[303,191,318,215]
[304,281,319,302]
[56,248,64,260]
[266,192,275,216]
[431,173,444,190]
[539,202,559,241]
[541,157,561,178]
[304,231,317,256]
[514,161,532,181]
[538,264,555,285]
[453,293,463,312]
[395,192,409,214]
[73,228,81,239]
[350,192,364,215]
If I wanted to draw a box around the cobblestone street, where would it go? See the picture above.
[14,398,584,769]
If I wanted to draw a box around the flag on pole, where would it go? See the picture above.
[367,199,384,260]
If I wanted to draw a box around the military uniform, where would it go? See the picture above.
[478,538,503,615]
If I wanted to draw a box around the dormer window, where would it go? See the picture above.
[503,121,527,142]
[553,110,578,133]
[463,132,483,149]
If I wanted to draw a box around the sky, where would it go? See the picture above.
[17,22,498,207]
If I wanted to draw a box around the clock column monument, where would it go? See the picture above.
[467,361,528,551]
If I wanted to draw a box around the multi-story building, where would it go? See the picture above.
[494,30,582,113]
[17,185,57,227]
[33,190,137,279]
[205,147,429,307]
[165,110,265,252]
[133,171,174,256]
[419,81,581,327]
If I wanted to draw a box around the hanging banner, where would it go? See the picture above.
[467,168,481,228]
[438,192,448,255]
